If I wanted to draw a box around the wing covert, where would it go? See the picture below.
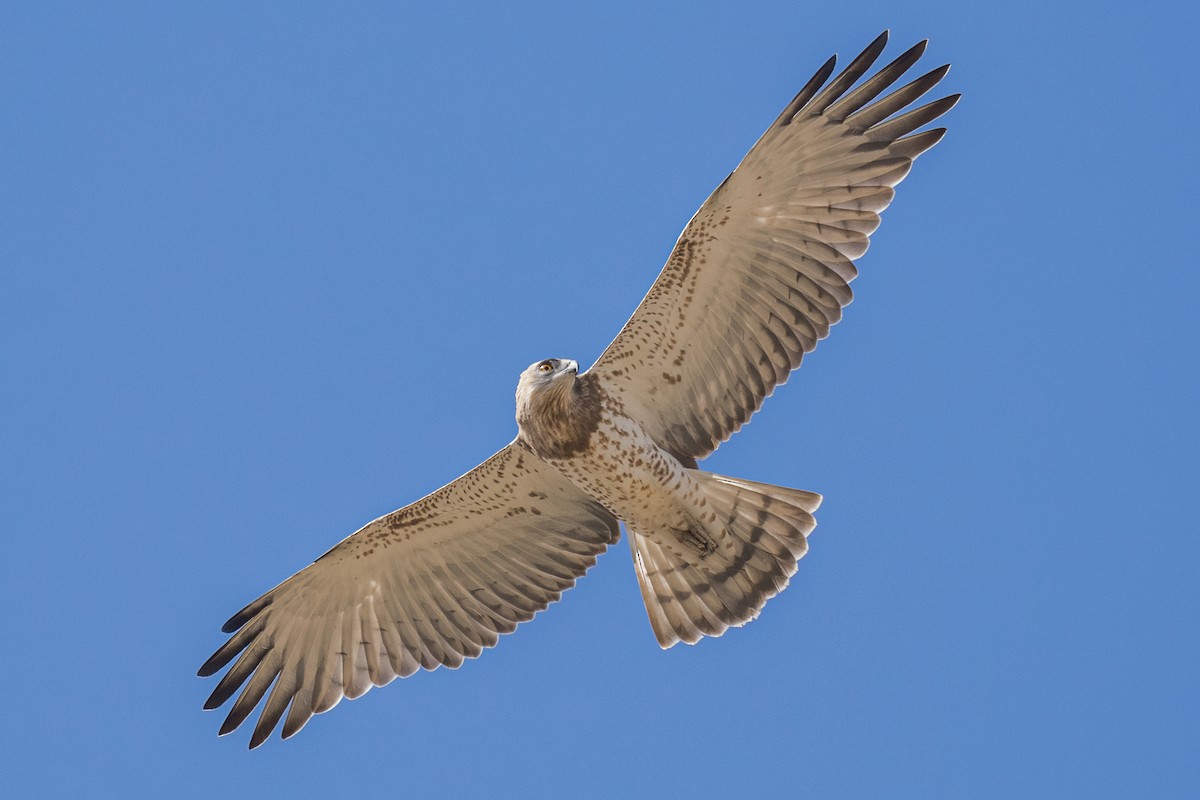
[588,32,957,460]
[198,441,619,748]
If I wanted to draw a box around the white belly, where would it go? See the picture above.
[543,407,702,534]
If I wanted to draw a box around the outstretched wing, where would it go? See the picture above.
[198,441,619,748]
[588,32,957,460]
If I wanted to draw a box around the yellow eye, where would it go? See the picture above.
[537,361,554,373]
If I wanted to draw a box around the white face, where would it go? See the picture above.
[515,358,580,423]
[523,358,579,382]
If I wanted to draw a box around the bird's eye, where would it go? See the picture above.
[537,361,554,373]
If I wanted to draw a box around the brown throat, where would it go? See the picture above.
[518,372,604,460]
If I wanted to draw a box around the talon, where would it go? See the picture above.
[674,526,717,557]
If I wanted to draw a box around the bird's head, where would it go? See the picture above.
[515,358,579,424]
[517,357,579,395]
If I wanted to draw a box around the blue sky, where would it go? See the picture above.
[3,2,1196,797]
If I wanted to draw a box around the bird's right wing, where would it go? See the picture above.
[588,32,956,460]
[198,440,619,748]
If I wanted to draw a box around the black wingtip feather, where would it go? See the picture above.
[219,664,281,738]
[862,30,890,60]
[775,54,837,127]
[846,63,952,130]
[809,32,891,114]
[197,648,233,679]
[885,127,949,161]
[822,38,930,123]
[198,614,267,677]
[222,595,270,633]
[281,707,311,740]
[249,687,292,749]
[868,93,961,142]
[203,640,274,709]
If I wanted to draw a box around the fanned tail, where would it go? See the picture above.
[629,473,822,648]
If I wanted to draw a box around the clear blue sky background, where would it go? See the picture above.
[3,2,1196,797]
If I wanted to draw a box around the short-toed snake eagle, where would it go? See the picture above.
[200,31,957,748]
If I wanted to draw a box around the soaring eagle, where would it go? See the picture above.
[200,32,957,747]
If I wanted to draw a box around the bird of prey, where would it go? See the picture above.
[199,31,957,748]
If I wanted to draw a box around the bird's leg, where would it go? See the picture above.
[672,524,717,558]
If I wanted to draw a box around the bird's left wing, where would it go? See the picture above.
[198,440,618,748]
[587,32,956,460]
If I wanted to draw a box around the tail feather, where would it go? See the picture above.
[629,473,822,648]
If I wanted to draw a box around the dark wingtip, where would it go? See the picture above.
[197,653,224,678]
[900,40,931,72]
[910,127,950,154]
[853,31,891,76]
[777,53,837,125]
[221,595,270,633]
[221,611,249,634]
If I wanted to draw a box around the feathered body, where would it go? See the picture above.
[516,358,820,646]
[517,360,704,545]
